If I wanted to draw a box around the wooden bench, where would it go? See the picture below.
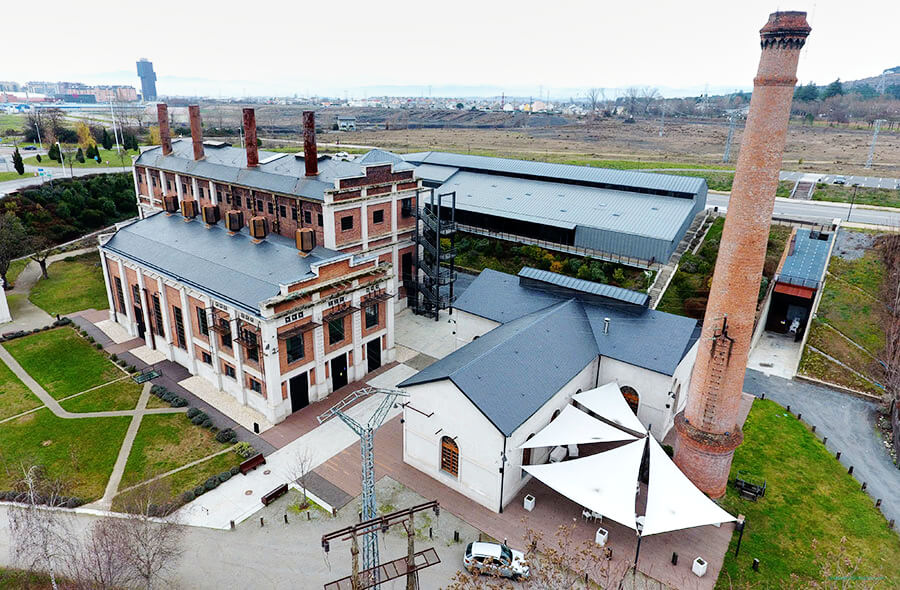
[261,483,288,506]
[239,453,266,475]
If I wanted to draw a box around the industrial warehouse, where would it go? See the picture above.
[405,151,708,267]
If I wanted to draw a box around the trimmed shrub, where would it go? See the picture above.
[161,391,175,402]
[215,428,236,443]
[201,419,213,429]
[217,471,232,483]
[95,343,103,349]
[186,407,201,419]
[233,441,255,458]
[181,490,195,503]
[151,385,165,396]
[117,359,127,367]
[171,397,188,408]
[190,415,205,426]
[110,354,118,361]
[126,365,136,373]
[86,336,95,343]
[193,485,205,497]
[204,477,219,491]
[230,465,240,476]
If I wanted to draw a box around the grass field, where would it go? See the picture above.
[3,328,122,399]
[118,413,232,489]
[58,378,143,413]
[0,407,129,500]
[6,258,29,287]
[0,354,42,421]
[0,170,31,182]
[812,183,900,209]
[22,147,138,169]
[29,252,109,315]
[718,399,900,587]
[0,113,25,132]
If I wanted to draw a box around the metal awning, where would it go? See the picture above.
[278,321,321,340]
[323,304,359,323]
[361,290,393,307]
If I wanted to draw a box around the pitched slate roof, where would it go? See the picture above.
[400,268,700,435]
[101,211,346,315]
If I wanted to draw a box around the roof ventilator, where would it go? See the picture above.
[296,228,316,256]
[202,205,220,226]
[225,210,244,234]
[249,216,269,242]
[180,199,198,220]
[163,195,178,214]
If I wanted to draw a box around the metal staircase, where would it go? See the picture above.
[413,190,458,320]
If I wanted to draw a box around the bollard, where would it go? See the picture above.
[836,451,841,460]
[823,437,827,446]
[862,482,867,491]
[284,514,288,524]
[429,527,433,539]
[260,517,264,527]
[671,552,678,566]
[752,558,760,572]
[230,520,235,530]
[797,413,801,421]
[307,511,311,521]
[786,405,791,413]
[811,425,816,433]
[454,531,460,543]
[876,499,882,508]
[890,519,895,530]
[848,466,854,476]
[761,393,765,400]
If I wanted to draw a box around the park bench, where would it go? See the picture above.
[239,453,266,475]
[133,367,162,384]
[734,470,766,501]
[261,483,288,506]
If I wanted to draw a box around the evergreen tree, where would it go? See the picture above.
[11,148,24,175]
[47,144,57,162]
[793,81,819,102]
[76,147,85,163]
[822,78,844,99]
[101,128,113,150]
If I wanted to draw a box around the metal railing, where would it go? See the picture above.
[774,273,820,290]
[416,234,457,261]
[419,207,457,235]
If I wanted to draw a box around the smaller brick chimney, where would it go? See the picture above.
[188,105,204,161]
[303,111,317,176]
[243,108,258,168]
[157,103,172,156]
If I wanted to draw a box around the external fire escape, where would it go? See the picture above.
[413,190,457,320]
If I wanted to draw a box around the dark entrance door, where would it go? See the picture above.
[289,372,309,413]
[366,339,381,373]
[134,307,146,341]
[331,354,348,391]
[401,252,414,307]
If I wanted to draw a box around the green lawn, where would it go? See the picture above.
[119,413,233,489]
[23,147,138,169]
[59,378,143,413]
[816,274,885,356]
[3,328,122,399]
[0,407,129,500]
[0,355,42,421]
[6,258,29,287]
[29,251,109,315]
[0,170,31,182]
[718,399,900,587]
[812,183,900,209]
[0,113,25,132]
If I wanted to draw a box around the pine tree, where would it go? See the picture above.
[101,128,112,150]
[12,147,24,175]
[76,147,85,163]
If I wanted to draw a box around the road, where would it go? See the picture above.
[0,145,130,196]
[780,170,899,190]
[707,192,897,227]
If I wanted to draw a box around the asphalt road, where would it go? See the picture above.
[706,192,897,227]
[780,170,900,190]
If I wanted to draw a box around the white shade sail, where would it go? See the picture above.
[523,439,645,531]
[641,436,736,536]
[573,383,647,434]
[519,404,638,449]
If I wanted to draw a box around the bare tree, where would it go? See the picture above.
[585,88,604,120]
[7,466,74,590]
[70,517,135,590]
[28,236,55,280]
[623,87,641,117]
[639,87,662,116]
[287,447,315,507]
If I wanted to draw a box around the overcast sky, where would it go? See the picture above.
[4,0,897,98]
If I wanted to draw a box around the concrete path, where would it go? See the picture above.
[742,369,899,528]
[88,382,153,510]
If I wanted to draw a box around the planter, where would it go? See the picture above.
[692,557,707,577]
[595,527,608,546]
[523,494,536,512]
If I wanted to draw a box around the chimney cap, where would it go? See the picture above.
[760,11,811,39]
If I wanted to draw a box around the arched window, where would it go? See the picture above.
[440,436,459,477]
[620,386,639,414]
[550,409,561,422]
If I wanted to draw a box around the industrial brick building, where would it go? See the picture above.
[404,152,708,267]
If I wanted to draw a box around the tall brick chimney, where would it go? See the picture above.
[157,103,172,156]
[673,11,810,498]
[303,110,318,176]
[243,108,258,168]
[188,105,204,161]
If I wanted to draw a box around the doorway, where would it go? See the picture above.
[366,339,381,373]
[289,372,309,413]
[134,307,146,341]
[331,354,348,391]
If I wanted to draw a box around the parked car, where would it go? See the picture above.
[463,542,529,580]
[22,145,37,151]
[833,175,846,185]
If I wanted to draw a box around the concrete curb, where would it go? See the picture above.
[793,373,884,403]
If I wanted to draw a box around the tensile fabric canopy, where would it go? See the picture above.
[518,404,637,449]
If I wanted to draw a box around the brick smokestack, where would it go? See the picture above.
[243,108,258,168]
[673,11,810,498]
[188,105,204,161]
[156,103,172,156]
[303,110,317,176]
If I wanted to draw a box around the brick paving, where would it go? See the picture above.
[315,416,733,589]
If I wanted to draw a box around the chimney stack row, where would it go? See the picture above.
[303,111,318,177]
[243,108,258,168]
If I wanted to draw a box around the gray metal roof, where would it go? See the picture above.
[400,268,700,435]
[101,211,346,315]
[779,229,835,288]
[400,299,599,436]
[135,141,413,201]
[518,267,649,306]
[403,151,706,196]
[436,170,695,240]
[413,164,460,184]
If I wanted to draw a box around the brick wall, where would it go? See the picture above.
[334,208,362,247]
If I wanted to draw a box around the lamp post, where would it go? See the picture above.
[57,142,72,178]
[847,183,859,221]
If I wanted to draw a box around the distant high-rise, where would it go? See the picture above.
[136,58,157,101]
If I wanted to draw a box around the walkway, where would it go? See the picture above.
[742,369,899,527]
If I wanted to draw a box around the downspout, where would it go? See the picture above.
[498,436,508,513]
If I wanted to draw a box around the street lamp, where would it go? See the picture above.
[57,142,73,178]
[847,183,859,221]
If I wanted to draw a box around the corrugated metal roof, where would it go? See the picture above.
[437,170,694,240]
[135,142,413,201]
[403,151,706,196]
[400,299,599,436]
[778,229,834,287]
[101,212,346,315]
[518,267,649,306]
[413,164,459,184]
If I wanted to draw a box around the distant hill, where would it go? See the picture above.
[843,67,900,90]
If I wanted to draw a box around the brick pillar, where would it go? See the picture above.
[674,11,811,498]
[157,103,172,156]
[188,105,204,161]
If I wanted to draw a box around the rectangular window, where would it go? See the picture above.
[199,187,205,199]
[256,199,263,211]
[234,195,242,207]
[182,183,188,195]
[224,363,236,378]
[166,180,172,191]
[317,213,323,226]
[280,205,287,218]
[201,351,212,364]
[304,210,312,224]
[328,318,345,345]
[372,209,384,224]
[246,345,259,363]
[401,198,413,218]
[365,304,379,329]
[340,216,353,231]
[249,378,262,393]
[131,284,140,306]
[152,294,164,337]
[286,333,305,364]
[241,327,259,363]
[219,319,232,349]
[172,306,186,349]
[196,307,209,336]
[291,207,298,221]
[267,202,274,215]
[217,190,223,201]
[114,277,126,312]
